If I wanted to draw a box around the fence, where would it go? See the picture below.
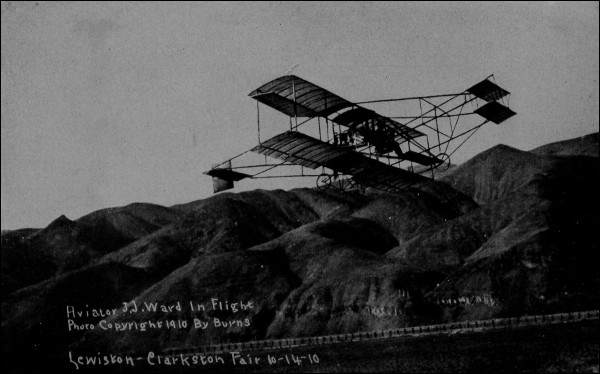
[151,309,599,357]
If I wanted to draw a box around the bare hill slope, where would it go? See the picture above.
[1,132,598,372]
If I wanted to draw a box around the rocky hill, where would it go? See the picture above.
[1,132,598,372]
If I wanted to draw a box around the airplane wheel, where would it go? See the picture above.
[342,178,365,194]
[437,153,451,172]
[340,178,354,192]
[316,173,332,190]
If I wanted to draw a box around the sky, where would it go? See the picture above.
[1,1,598,230]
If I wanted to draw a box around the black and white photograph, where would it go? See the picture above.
[1,2,598,373]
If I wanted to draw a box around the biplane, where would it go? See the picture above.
[205,75,515,194]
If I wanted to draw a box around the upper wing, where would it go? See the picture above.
[249,75,354,117]
[249,75,426,142]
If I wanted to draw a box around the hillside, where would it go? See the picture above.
[531,132,599,158]
[1,132,598,372]
[0,203,182,295]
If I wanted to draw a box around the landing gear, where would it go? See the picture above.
[316,173,365,194]
[316,173,332,190]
